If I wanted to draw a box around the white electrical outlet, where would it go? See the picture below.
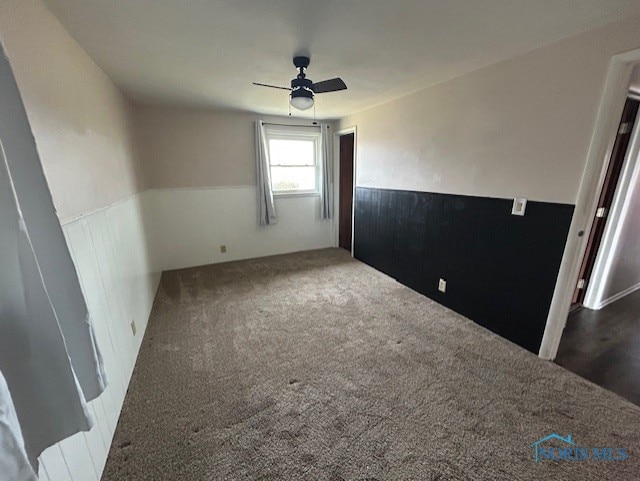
[438,278,446,293]
[220,245,227,253]
[130,320,137,336]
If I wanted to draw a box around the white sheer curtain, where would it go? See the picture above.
[0,45,106,472]
[0,370,37,481]
[255,120,277,226]
[320,123,333,219]
[0,142,93,469]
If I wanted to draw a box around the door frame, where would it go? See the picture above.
[572,98,640,306]
[540,48,640,360]
[333,126,357,255]
[583,107,640,309]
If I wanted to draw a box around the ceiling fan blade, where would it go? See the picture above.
[252,82,292,91]
[312,78,347,93]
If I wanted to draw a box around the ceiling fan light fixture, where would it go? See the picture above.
[253,55,346,111]
[290,87,314,110]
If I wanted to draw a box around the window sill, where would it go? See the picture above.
[273,192,320,199]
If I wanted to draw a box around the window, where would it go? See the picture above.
[266,127,321,195]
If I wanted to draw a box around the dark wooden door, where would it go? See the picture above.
[572,97,640,305]
[339,133,355,251]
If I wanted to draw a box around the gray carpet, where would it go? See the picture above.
[102,248,640,480]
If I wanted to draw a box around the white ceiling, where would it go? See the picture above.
[43,0,640,119]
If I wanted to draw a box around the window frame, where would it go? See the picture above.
[265,126,322,197]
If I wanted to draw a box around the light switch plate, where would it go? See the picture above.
[438,278,446,293]
[130,320,136,336]
[220,245,227,253]
[512,198,527,216]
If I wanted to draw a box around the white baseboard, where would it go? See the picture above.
[588,281,640,310]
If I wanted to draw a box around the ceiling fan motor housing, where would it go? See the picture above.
[291,77,313,91]
[293,56,310,69]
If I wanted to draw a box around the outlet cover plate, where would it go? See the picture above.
[438,278,446,293]
[512,198,527,216]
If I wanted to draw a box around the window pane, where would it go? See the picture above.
[269,139,315,166]
[271,166,316,192]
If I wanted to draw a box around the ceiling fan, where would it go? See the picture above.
[253,56,347,111]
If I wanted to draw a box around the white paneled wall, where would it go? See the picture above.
[148,187,335,271]
[37,186,332,480]
[38,192,161,481]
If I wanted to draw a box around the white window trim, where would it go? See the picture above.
[265,127,322,197]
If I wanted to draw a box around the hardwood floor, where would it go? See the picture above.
[555,289,640,406]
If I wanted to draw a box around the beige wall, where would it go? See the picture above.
[340,14,640,205]
[134,105,336,189]
[0,0,143,222]
[134,106,257,188]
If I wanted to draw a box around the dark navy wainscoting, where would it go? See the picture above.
[354,187,574,353]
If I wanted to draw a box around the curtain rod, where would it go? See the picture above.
[261,121,328,128]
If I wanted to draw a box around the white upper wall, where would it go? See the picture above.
[340,14,640,205]
[0,0,144,222]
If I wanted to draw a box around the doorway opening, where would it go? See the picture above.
[338,132,355,252]
[555,64,640,406]
[571,96,639,308]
